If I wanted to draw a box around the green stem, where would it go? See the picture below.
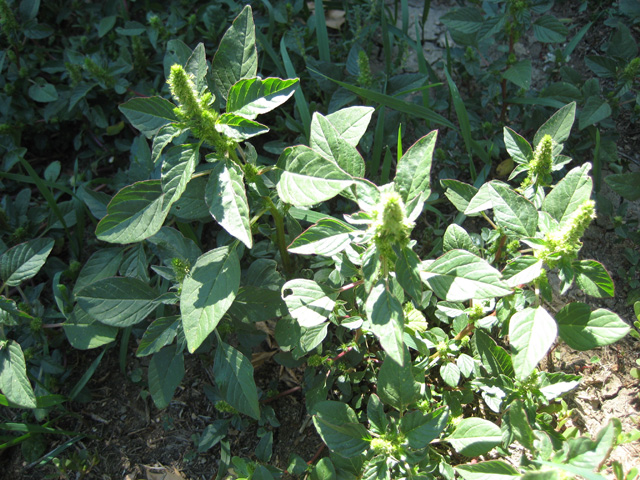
[265,198,293,276]
[481,211,499,230]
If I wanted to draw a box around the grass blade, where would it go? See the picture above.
[593,128,601,193]
[69,347,107,401]
[27,435,85,468]
[314,0,331,62]
[280,37,311,140]
[381,147,393,184]
[370,106,386,179]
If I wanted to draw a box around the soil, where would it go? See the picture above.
[2,1,639,479]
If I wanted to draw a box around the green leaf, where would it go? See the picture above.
[228,286,285,323]
[310,458,336,480]
[506,400,535,450]
[152,124,183,164]
[556,303,630,350]
[211,5,258,101]
[28,82,58,102]
[76,277,159,327]
[366,394,388,436]
[275,146,354,206]
[502,257,544,288]
[441,362,461,387]
[585,56,618,78]
[574,260,614,297]
[378,349,420,411]
[533,102,576,150]
[185,43,208,93]
[136,316,180,357]
[205,160,252,248]
[181,247,241,353]
[227,77,299,119]
[455,460,520,480]
[394,131,437,205]
[541,163,592,228]
[288,218,355,256]
[119,97,179,138]
[421,250,511,301]
[148,345,185,409]
[365,280,405,365]
[394,245,423,302]
[488,182,537,237]
[443,224,477,254]
[0,238,54,287]
[312,401,369,457]
[213,341,260,420]
[579,96,611,130]
[198,419,229,453]
[442,179,478,214]
[400,407,449,449]
[446,418,502,457]
[502,60,532,89]
[98,15,117,37]
[503,127,533,165]
[215,113,269,141]
[63,306,118,350]
[465,183,494,215]
[310,113,365,177]
[73,248,123,295]
[325,106,374,147]
[281,279,337,327]
[441,7,485,34]
[604,172,640,201]
[510,307,557,381]
[533,15,568,43]
[161,145,199,205]
[95,180,170,244]
[0,340,37,408]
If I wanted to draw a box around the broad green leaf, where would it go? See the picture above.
[275,146,354,206]
[604,172,640,201]
[365,280,405,365]
[394,131,437,205]
[211,5,258,100]
[28,82,58,102]
[585,56,619,79]
[228,286,284,323]
[0,340,37,408]
[510,307,557,381]
[281,279,337,327]
[502,257,544,288]
[556,303,630,350]
[421,250,511,301]
[366,394,388,436]
[394,245,423,301]
[63,306,118,350]
[489,182,537,237]
[119,96,179,138]
[169,176,211,221]
[533,15,568,43]
[148,345,184,409]
[310,113,365,177]
[400,407,449,449]
[215,113,268,141]
[443,224,477,254]
[312,401,369,457]
[541,163,592,228]
[181,247,241,353]
[574,260,614,297]
[441,7,485,34]
[441,362,461,387]
[502,60,532,89]
[161,145,199,205]
[0,238,54,287]
[96,180,170,244]
[455,460,520,480]
[506,400,535,450]
[442,179,478,214]
[325,106,374,147]
[533,102,576,149]
[378,349,420,411]
[73,248,124,295]
[579,96,611,130]
[310,458,336,480]
[185,43,208,93]
[227,77,299,119]
[205,160,252,248]
[446,418,502,457]
[152,124,183,164]
[76,277,159,327]
[465,183,494,215]
[213,341,260,420]
[136,316,180,357]
[288,218,355,256]
[198,419,229,453]
[146,226,202,266]
[504,127,533,164]
[472,330,513,377]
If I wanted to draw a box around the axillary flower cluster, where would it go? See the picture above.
[520,134,554,191]
[370,191,414,257]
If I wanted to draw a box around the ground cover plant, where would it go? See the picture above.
[1,0,639,478]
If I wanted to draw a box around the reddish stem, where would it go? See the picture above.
[307,443,326,465]
[261,386,301,404]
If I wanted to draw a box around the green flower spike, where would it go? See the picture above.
[521,134,554,190]
[371,191,414,256]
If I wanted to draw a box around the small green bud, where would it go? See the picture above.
[171,257,191,284]
[370,438,394,455]
[3,83,15,95]
[30,317,43,333]
[215,400,238,414]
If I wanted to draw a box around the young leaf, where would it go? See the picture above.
[503,127,533,165]
[394,131,437,205]
[378,349,421,411]
[488,182,538,237]
[502,257,544,288]
[226,77,299,119]
[211,5,258,101]
[465,183,494,215]
[181,247,241,353]
[119,97,179,138]
[215,113,269,141]
[275,146,354,206]
[443,224,477,254]
[556,303,630,350]
[310,113,365,177]
[446,418,502,457]
[161,144,199,205]
[366,394,388,436]
[400,407,449,449]
[541,163,592,228]
[509,307,557,381]
[574,260,614,298]
[533,102,576,149]
[441,362,461,387]
[0,238,54,287]
[365,280,405,365]
[312,401,370,457]
[442,179,478,214]
[205,160,252,248]
[325,106,374,147]
[213,341,260,420]
[0,340,37,408]
[288,218,355,257]
[421,250,511,301]
[148,345,185,409]
[281,279,337,327]
[394,245,423,302]
[76,277,159,327]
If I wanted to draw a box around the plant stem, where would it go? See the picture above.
[261,386,301,404]
[481,212,499,230]
[265,198,293,276]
